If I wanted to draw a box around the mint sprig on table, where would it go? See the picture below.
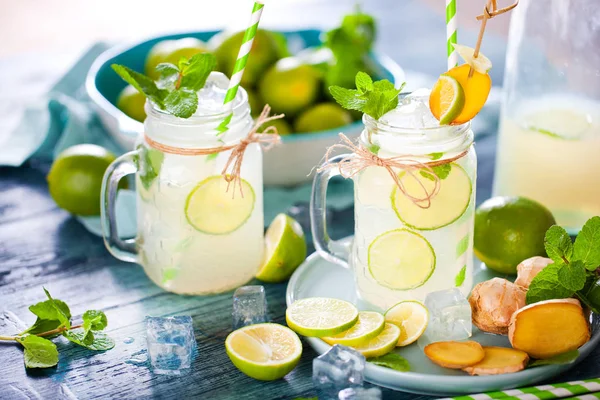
[527,216,600,311]
[0,288,114,368]
[329,71,404,121]
[112,53,217,119]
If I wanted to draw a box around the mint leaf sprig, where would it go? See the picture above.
[112,53,216,119]
[527,216,600,311]
[0,288,115,368]
[329,71,404,121]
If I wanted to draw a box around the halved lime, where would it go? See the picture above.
[286,297,358,338]
[391,164,471,230]
[368,229,435,290]
[351,323,401,358]
[452,44,492,73]
[225,323,302,381]
[322,311,385,347]
[384,301,429,347]
[185,175,255,234]
[436,75,465,125]
[255,214,307,283]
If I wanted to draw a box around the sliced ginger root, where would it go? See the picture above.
[509,298,590,359]
[431,64,491,125]
[514,256,553,289]
[469,278,526,335]
[424,341,484,369]
[463,346,529,376]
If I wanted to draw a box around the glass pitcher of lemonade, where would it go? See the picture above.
[311,92,477,311]
[494,0,600,234]
[101,73,264,295]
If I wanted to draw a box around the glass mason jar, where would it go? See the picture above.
[101,87,264,295]
[494,0,600,234]
[311,114,476,311]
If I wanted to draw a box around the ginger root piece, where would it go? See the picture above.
[514,256,553,289]
[508,298,590,359]
[469,278,526,335]
[424,341,485,369]
[462,346,529,376]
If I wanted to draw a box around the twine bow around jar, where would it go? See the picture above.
[319,133,469,209]
[144,105,283,197]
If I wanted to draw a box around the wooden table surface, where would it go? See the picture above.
[1,1,599,399]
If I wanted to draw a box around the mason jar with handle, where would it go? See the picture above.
[493,0,600,234]
[101,73,264,295]
[311,93,477,311]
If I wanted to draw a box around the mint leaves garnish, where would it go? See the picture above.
[112,53,216,119]
[0,288,114,369]
[455,265,467,287]
[527,216,600,312]
[368,353,410,372]
[329,71,403,121]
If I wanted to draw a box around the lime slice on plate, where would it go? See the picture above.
[225,323,302,381]
[255,214,307,283]
[452,44,492,73]
[434,75,465,125]
[185,175,255,234]
[391,163,471,230]
[368,229,436,290]
[286,297,358,338]
[385,301,429,346]
[322,311,385,347]
[351,323,401,358]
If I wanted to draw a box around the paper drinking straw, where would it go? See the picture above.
[217,1,264,135]
[446,0,458,70]
[442,377,600,400]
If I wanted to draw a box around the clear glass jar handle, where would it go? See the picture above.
[310,154,352,267]
[101,150,139,263]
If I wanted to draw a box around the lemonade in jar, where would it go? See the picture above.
[102,63,268,294]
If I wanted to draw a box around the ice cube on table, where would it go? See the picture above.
[146,316,196,375]
[232,285,269,330]
[418,288,472,348]
[338,387,383,400]
[313,345,366,399]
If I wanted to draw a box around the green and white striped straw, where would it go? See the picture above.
[443,378,600,400]
[446,0,458,70]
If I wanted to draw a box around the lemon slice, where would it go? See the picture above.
[185,175,255,234]
[433,75,465,125]
[322,311,385,347]
[255,214,307,283]
[225,323,302,381]
[391,164,472,230]
[286,297,358,338]
[351,323,401,358]
[385,301,429,346]
[452,44,492,73]
[368,229,436,290]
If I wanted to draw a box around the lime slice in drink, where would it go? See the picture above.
[433,75,466,125]
[351,323,401,358]
[368,229,436,290]
[385,301,429,346]
[391,163,471,230]
[225,323,302,381]
[185,175,255,234]
[452,44,492,73]
[356,166,394,208]
[322,311,385,347]
[525,108,592,140]
[255,214,307,283]
[286,297,358,338]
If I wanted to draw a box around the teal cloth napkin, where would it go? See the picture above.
[1,44,354,237]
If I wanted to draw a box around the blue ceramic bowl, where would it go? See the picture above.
[86,29,404,185]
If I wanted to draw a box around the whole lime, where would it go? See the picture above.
[294,103,352,133]
[117,85,146,122]
[212,29,280,88]
[263,118,292,136]
[258,58,321,116]
[474,196,556,274]
[47,145,120,216]
[145,38,208,79]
